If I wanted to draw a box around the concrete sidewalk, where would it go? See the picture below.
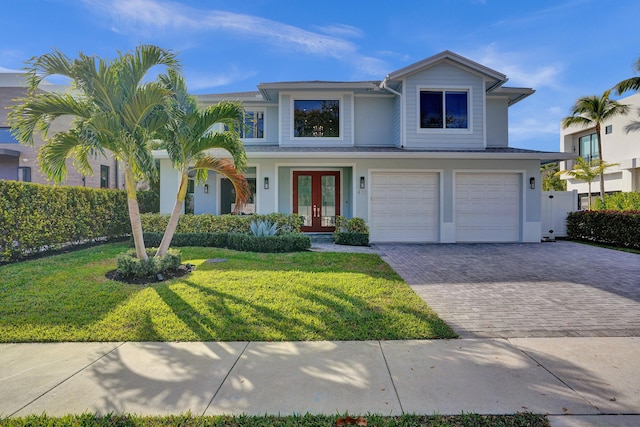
[1,338,639,426]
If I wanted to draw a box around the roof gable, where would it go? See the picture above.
[386,50,507,86]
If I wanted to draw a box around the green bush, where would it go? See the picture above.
[334,232,370,246]
[142,232,229,248]
[136,190,160,213]
[334,216,370,246]
[227,233,311,253]
[140,213,303,234]
[567,210,640,249]
[594,192,640,211]
[116,248,182,277]
[0,181,131,262]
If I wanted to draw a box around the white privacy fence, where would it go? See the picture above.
[541,191,578,240]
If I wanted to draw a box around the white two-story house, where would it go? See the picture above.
[156,50,569,243]
[559,92,640,209]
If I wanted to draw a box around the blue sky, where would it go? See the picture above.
[2,0,639,152]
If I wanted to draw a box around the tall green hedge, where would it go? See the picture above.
[0,181,131,262]
[567,210,640,249]
[594,192,640,211]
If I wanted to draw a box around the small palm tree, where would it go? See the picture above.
[154,70,250,256]
[8,45,180,260]
[556,158,619,210]
[561,90,629,203]
[614,57,640,133]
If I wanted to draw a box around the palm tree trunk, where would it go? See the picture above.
[596,126,605,203]
[587,181,592,210]
[156,172,188,256]
[125,165,148,260]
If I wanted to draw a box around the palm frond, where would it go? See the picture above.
[38,131,89,183]
[193,156,251,211]
[195,131,247,171]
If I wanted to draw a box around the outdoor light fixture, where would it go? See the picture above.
[360,176,365,189]
[529,177,535,189]
[264,177,269,189]
[204,184,209,194]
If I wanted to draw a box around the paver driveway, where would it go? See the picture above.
[375,241,640,338]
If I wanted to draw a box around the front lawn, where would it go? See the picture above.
[0,243,456,342]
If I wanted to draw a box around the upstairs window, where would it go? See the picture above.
[240,110,264,139]
[293,100,340,138]
[0,127,19,143]
[420,90,468,129]
[579,133,598,162]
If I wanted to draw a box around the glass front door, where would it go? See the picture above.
[293,171,340,232]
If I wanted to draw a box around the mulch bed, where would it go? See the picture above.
[105,264,194,285]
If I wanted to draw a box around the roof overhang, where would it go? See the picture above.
[258,81,382,101]
[154,148,576,162]
[0,148,21,157]
[488,86,536,106]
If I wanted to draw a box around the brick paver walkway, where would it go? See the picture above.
[374,241,640,338]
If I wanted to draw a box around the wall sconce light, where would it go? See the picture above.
[264,177,269,190]
[360,176,365,189]
[529,177,535,189]
[204,184,209,194]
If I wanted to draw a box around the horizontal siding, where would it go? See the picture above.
[354,96,394,146]
[404,62,484,149]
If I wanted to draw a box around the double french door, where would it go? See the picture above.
[293,171,340,232]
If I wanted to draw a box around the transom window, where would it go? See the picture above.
[0,127,19,143]
[420,90,468,129]
[293,100,340,138]
[240,110,264,139]
[579,133,599,162]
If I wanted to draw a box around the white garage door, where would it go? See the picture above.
[370,172,439,242]
[455,173,520,242]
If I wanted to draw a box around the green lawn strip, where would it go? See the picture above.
[568,239,640,255]
[0,243,456,342]
[0,412,550,427]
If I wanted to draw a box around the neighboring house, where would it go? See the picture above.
[559,92,640,209]
[0,71,124,189]
[156,50,570,243]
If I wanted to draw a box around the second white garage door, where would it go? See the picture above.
[455,173,521,242]
[370,172,439,242]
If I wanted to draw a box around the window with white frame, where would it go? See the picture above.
[293,100,340,138]
[419,90,469,129]
[240,110,264,139]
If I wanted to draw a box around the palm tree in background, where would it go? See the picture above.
[614,57,640,133]
[556,157,619,210]
[8,45,180,259]
[154,70,250,256]
[561,90,628,203]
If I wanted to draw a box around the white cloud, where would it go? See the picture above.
[185,67,257,92]
[314,24,364,39]
[470,44,564,89]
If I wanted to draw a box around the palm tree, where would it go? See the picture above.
[8,45,180,259]
[154,70,250,256]
[614,57,640,94]
[561,90,629,203]
[614,57,640,133]
[556,158,619,210]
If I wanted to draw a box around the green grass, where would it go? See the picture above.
[0,243,456,342]
[0,412,550,427]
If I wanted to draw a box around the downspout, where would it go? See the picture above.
[380,76,404,148]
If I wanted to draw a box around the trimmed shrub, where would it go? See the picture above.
[334,216,370,246]
[142,232,229,248]
[594,192,640,211]
[116,248,182,277]
[567,210,640,249]
[140,213,303,234]
[227,233,311,253]
[334,232,370,246]
[0,181,131,262]
[137,190,160,213]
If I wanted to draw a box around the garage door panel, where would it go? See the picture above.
[370,172,439,242]
[456,173,520,242]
